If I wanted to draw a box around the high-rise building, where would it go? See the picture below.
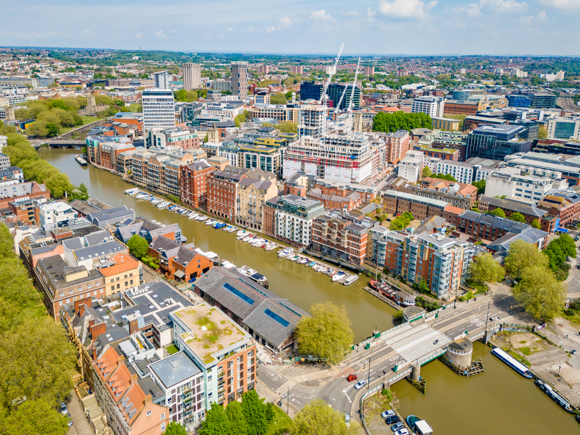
[300,81,323,101]
[411,96,445,118]
[363,66,375,76]
[231,61,248,99]
[154,71,170,89]
[298,105,327,138]
[142,88,176,132]
[183,63,201,90]
[327,83,361,110]
[466,125,531,161]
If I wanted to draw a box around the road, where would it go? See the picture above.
[259,295,508,419]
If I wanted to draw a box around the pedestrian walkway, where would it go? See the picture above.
[67,389,95,435]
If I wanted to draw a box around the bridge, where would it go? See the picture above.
[258,296,505,421]
[30,139,86,149]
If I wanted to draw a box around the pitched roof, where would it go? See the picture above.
[479,195,547,218]
[99,253,139,277]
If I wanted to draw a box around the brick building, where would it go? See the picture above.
[207,169,248,221]
[148,236,213,281]
[180,160,215,208]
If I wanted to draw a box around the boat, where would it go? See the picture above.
[278,248,292,258]
[236,230,246,237]
[197,216,208,222]
[535,379,574,412]
[157,201,169,209]
[249,272,269,288]
[326,268,336,276]
[369,280,416,306]
[214,222,227,229]
[298,257,309,265]
[136,192,149,199]
[75,155,88,166]
[406,415,433,435]
[264,242,277,251]
[150,198,161,205]
[238,265,258,277]
[308,262,316,267]
[343,275,359,286]
[124,188,140,195]
[221,260,237,269]
[205,219,216,226]
[491,347,533,379]
[332,271,346,282]
[252,239,265,248]
[288,255,300,262]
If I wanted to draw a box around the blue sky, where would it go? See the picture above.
[2,0,580,55]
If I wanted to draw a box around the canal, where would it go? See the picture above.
[40,148,579,434]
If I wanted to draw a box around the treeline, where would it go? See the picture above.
[372,112,432,133]
[0,223,76,435]
[0,121,86,198]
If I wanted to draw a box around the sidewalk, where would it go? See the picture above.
[67,389,94,435]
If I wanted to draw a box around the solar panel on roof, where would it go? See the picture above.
[223,283,254,305]
[264,309,289,327]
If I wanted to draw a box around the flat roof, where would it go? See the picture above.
[148,352,201,389]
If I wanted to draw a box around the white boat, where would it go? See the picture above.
[236,230,246,237]
[252,239,265,248]
[278,248,291,258]
[265,242,277,251]
[332,271,346,282]
[205,219,216,226]
[150,198,161,205]
[343,275,359,286]
[135,193,149,199]
[156,201,169,209]
[124,188,140,195]
[238,265,258,277]
[242,235,253,242]
[222,260,237,269]
[298,257,309,264]
[197,216,208,222]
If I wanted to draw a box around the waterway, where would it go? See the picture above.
[40,148,580,434]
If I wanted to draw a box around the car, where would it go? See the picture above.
[394,430,409,435]
[386,416,400,425]
[381,410,396,419]
[60,402,68,415]
[572,349,577,355]
[66,413,73,427]
[347,374,358,382]
[354,380,366,390]
[345,414,351,426]
[391,422,405,432]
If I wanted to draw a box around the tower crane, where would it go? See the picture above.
[348,57,361,132]
[318,42,346,105]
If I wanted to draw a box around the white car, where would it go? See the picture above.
[381,410,396,419]
[394,430,409,435]
[391,422,405,432]
[354,380,366,390]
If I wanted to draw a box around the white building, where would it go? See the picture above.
[267,195,325,247]
[411,96,445,118]
[397,150,425,183]
[39,202,78,230]
[484,166,567,204]
[201,103,244,120]
[154,71,170,89]
[298,104,328,139]
[547,117,580,141]
[183,63,201,91]
[436,161,475,184]
[0,135,7,152]
[142,88,176,132]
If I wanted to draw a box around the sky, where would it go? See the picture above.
[2,0,580,56]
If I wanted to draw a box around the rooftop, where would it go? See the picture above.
[148,352,201,389]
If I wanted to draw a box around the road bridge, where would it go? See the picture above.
[30,139,85,149]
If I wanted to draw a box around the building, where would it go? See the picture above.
[311,211,375,265]
[384,231,476,297]
[382,189,463,224]
[264,195,325,246]
[397,150,424,183]
[39,202,78,231]
[115,218,183,244]
[537,190,580,229]
[146,128,199,150]
[382,130,410,165]
[143,89,176,132]
[431,117,460,131]
[484,167,567,203]
[154,71,170,89]
[466,125,531,161]
[98,253,140,297]
[180,160,215,208]
[170,302,257,407]
[183,63,202,91]
[0,153,9,170]
[207,169,248,221]
[395,177,478,209]
[231,61,248,99]
[434,161,474,184]
[327,83,361,110]
[521,92,557,109]
[306,178,376,212]
[300,81,323,102]
[148,236,213,281]
[0,181,50,210]
[297,104,327,139]
[411,96,445,118]
[192,267,308,355]
[547,117,580,141]
[87,206,136,228]
[443,100,481,116]
[236,178,278,231]
[477,195,556,232]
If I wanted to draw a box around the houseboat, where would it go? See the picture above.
[491,347,533,379]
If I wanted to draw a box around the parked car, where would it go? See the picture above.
[386,416,400,425]
[391,422,405,432]
[347,374,358,382]
[345,413,351,426]
[66,413,73,427]
[381,410,396,419]
[354,380,366,390]
[394,430,409,435]
[60,402,68,415]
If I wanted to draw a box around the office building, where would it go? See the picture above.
[466,125,531,161]
[39,202,78,230]
[300,81,323,101]
[183,63,201,90]
[411,96,445,118]
[154,71,170,89]
[484,167,567,204]
[431,117,460,131]
[231,61,248,99]
[547,117,580,141]
[327,83,361,110]
[142,89,176,132]
[146,128,200,150]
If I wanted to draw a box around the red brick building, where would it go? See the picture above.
[180,160,215,208]
[383,130,410,165]
[148,236,213,281]
[0,182,50,210]
[207,170,248,221]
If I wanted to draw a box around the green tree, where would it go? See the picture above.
[513,266,566,321]
[200,402,232,435]
[295,301,354,364]
[225,400,247,435]
[241,390,268,435]
[127,234,149,259]
[416,278,430,294]
[538,125,548,139]
[472,179,486,195]
[270,93,288,105]
[291,399,350,435]
[489,208,506,218]
[163,421,188,435]
[468,253,505,284]
[431,173,457,182]
[421,166,432,179]
[69,183,89,201]
[510,212,526,223]
[531,219,541,229]
[0,399,69,435]
[504,240,549,280]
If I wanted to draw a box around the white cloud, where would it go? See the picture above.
[309,10,332,20]
[154,30,168,39]
[378,0,437,20]
[227,27,234,32]
[279,17,292,27]
[452,0,527,16]
[341,11,360,16]
[169,29,177,34]
[135,33,142,39]
[265,26,276,33]
[540,0,580,8]
[521,9,547,25]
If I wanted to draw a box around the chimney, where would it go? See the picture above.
[75,297,92,316]
[130,373,138,385]
[128,318,140,335]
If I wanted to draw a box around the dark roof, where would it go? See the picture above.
[458,210,529,232]
[69,199,101,216]
[487,226,548,253]
[480,195,547,218]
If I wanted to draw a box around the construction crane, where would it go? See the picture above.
[318,42,346,105]
[335,85,349,115]
[348,57,361,132]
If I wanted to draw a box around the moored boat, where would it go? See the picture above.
[75,154,88,166]
[535,379,574,412]
[278,248,292,258]
[332,270,346,282]
[124,188,140,195]
[343,274,359,286]
[406,415,433,435]
[491,347,533,379]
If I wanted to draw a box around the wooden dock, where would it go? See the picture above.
[363,286,402,310]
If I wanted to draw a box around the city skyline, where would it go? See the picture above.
[2,0,580,56]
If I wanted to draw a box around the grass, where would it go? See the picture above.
[503,346,531,367]
[266,405,293,435]
[520,346,532,356]
[166,345,179,355]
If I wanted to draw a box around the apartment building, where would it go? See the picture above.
[384,231,476,297]
[311,211,375,265]
[264,195,325,246]
[180,160,215,208]
[395,177,478,209]
[115,218,183,244]
[207,169,248,221]
[154,71,170,89]
[148,236,213,281]
[382,189,464,225]
[146,128,200,150]
[411,96,445,118]
[236,178,278,231]
[231,61,249,99]
[484,166,567,203]
[99,253,140,297]
[397,150,425,183]
[183,63,202,90]
[39,201,78,230]
[201,102,245,120]
[0,181,50,209]
[142,88,176,132]
[537,190,580,229]
[248,104,291,122]
[477,195,557,232]
[381,130,410,165]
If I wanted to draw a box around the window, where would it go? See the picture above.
[161,423,166,431]
[160,413,165,420]
[147,411,152,416]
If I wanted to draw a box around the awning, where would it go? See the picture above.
[174,270,185,279]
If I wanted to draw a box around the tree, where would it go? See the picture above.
[416,278,430,294]
[291,399,350,435]
[295,301,354,364]
[504,240,549,280]
[538,125,548,139]
[69,183,89,201]
[468,253,505,284]
[241,390,268,435]
[0,399,69,435]
[431,173,457,182]
[421,166,432,179]
[531,219,541,229]
[269,93,288,105]
[225,400,247,435]
[127,234,149,259]
[163,422,187,435]
[489,208,506,218]
[510,212,526,223]
[513,266,566,321]
[200,402,232,435]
